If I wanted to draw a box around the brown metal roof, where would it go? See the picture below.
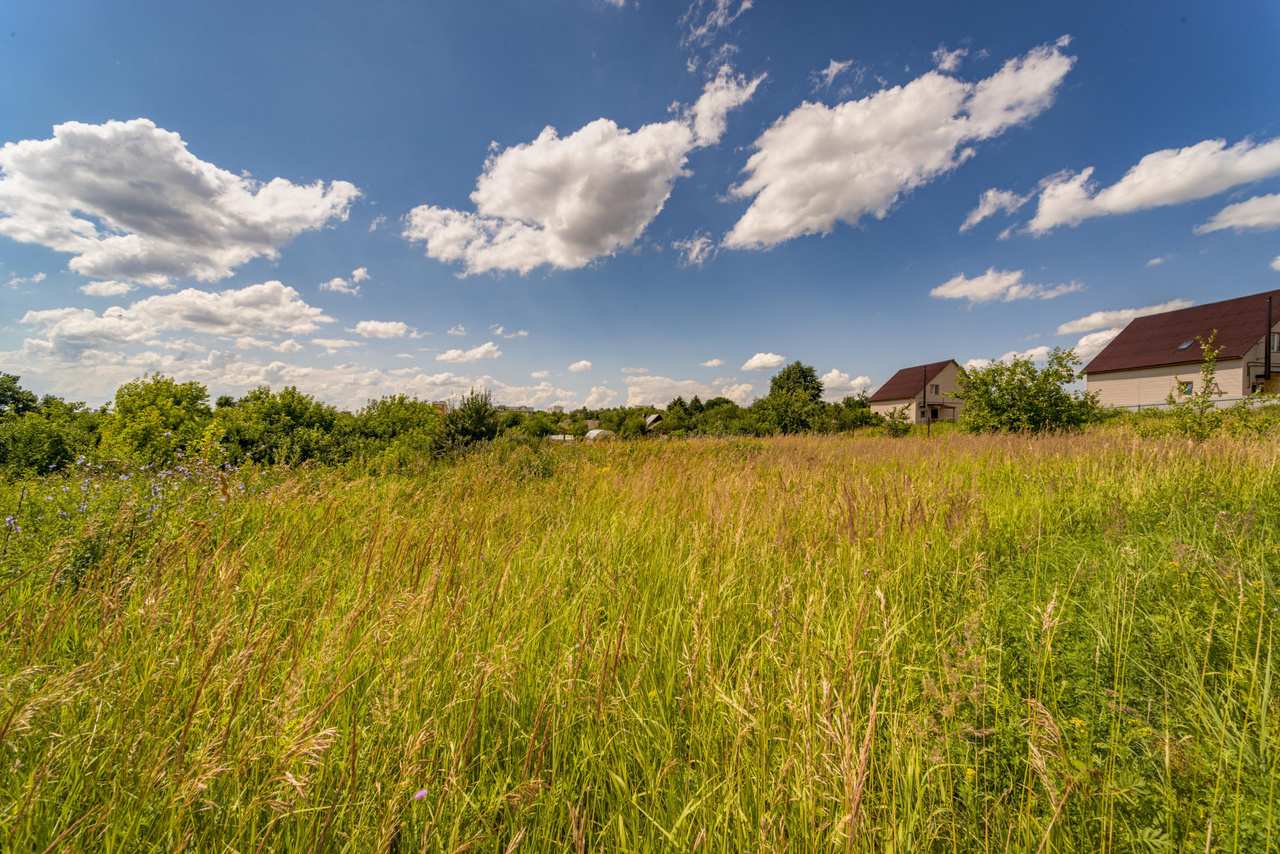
[1083,289,1280,375]
[869,360,958,402]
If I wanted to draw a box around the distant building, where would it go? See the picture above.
[585,429,615,441]
[549,405,565,414]
[1083,289,1280,409]
[869,360,964,424]
[644,413,664,430]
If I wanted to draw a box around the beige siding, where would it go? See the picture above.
[1088,358,1245,408]
[870,362,965,424]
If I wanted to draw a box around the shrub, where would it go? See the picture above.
[957,348,1100,433]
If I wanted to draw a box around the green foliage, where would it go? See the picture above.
[443,388,500,448]
[759,361,824,434]
[883,403,912,437]
[102,374,213,465]
[957,348,1100,433]
[1163,332,1229,442]
[219,385,347,465]
[0,373,38,416]
[768,360,822,403]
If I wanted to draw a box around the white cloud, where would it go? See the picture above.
[437,341,501,363]
[1146,256,1167,267]
[351,267,370,282]
[489,324,529,338]
[680,0,753,49]
[960,188,1032,231]
[531,370,550,379]
[18,281,331,357]
[353,320,410,339]
[1027,136,1280,234]
[741,352,785,371]
[688,64,765,146]
[369,216,386,232]
[1197,193,1280,234]
[625,374,754,407]
[235,336,304,354]
[1055,298,1194,335]
[620,366,649,373]
[447,324,467,336]
[674,232,716,267]
[724,37,1074,249]
[320,276,361,296]
[811,59,853,91]
[311,338,360,354]
[1272,256,1280,272]
[568,360,593,372]
[5,271,47,288]
[932,44,968,72]
[700,358,724,367]
[0,119,359,287]
[820,368,872,401]
[585,386,618,408]
[996,345,1052,363]
[1073,328,1123,362]
[930,268,1084,305]
[79,280,136,297]
[403,69,759,275]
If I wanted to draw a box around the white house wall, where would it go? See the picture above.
[1088,358,1246,408]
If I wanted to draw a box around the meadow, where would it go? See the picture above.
[0,430,1276,852]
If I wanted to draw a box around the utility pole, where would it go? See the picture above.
[923,364,930,438]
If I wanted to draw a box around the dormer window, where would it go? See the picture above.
[1177,340,1194,351]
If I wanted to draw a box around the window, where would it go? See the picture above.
[1177,380,1192,396]
[1271,332,1279,352]
[929,384,939,395]
[1177,340,1194,351]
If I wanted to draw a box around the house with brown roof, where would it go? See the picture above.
[1083,289,1280,408]
[869,360,965,424]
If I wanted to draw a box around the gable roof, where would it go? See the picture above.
[1083,289,1280,375]
[869,360,958,402]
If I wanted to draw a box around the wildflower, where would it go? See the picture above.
[413,789,429,801]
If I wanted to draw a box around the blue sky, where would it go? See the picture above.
[2,0,1280,409]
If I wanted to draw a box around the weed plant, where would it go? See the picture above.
[0,431,1276,852]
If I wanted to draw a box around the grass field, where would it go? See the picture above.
[1,431,1277,852]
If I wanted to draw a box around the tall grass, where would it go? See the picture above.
[0,431,1276,852]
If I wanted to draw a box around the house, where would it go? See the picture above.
[869,360,965,424]
[1083,289,1280,409]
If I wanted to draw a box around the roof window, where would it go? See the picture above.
[1176,340,1194,351]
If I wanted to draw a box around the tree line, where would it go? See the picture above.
[0,352,1107,476]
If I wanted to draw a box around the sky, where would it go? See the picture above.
[2,0,1280,411]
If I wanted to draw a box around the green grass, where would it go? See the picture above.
[0,431,1277,852]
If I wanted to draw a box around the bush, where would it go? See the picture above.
[957,348,1100,433]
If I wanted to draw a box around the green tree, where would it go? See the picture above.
[760,361,824,434]
[0,373,38,416]
[102,374,213,465]
[444,389,500,448]
[769,361,823,403]
[956,348,1099,433]
[219,385,346,465]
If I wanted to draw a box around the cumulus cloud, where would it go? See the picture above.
[932,44,968,72]
[235,336,304,353]
[620,366,649,374]
[700,358,724,367]
[489,324,529,338]
[1197,193,1280,234]
[78,280,134,296]
[17,281,331,357]
[1055,298,1194,335]
[369,216,386,232]
[960,188,1032,231]
[625,374,754,407]
[1073,328,1124,362]
[1026,136,1280,234]
[820,368,872,401]
[447,325,467,336]
[674,232,716,267]
[531,370,550,379]
[310,338,360,355]
[353,320,410,339]
[568,360,593,372]
[0,119,360,287]
[320,276,360,296]
[585,386,618,407]
[1272,256,1280,272]
[740,352,785,371]
[930,268,1084,305]
[5,271,46,289]
[1146,256,1167,267]
[997,345,1052,363]
[403,68,760,275]
[724,37,1074,249]
[437,341,501,363]
[351,267,370,282]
